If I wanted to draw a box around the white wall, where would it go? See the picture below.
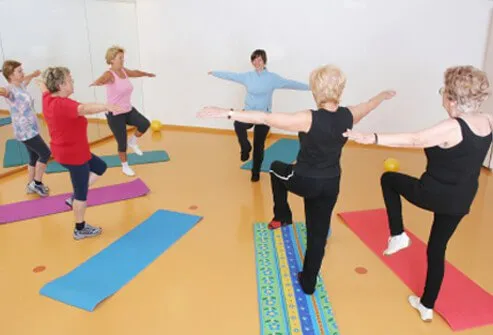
[0,0,142,119]
[136,0,493,133]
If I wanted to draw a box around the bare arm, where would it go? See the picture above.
[348,90,396,124]
[90,71,114,86]
[197,106,312,133]
[23,70,41,86]
[0,87,8,98]
[77,103,124,116]
[343,118,460,148]
[124,68,155,78]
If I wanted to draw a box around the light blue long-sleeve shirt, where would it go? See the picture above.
[211,69,310,112]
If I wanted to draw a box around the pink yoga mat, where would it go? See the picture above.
[338,208,493,332]
[0,178,150,224]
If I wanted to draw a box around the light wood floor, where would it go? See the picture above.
[0,128,492,335]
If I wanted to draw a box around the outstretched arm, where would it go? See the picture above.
[77,103,124,116]
[208,71,247,85]
[124,68,155,78]
[90,71,114,87]
[343,118,460,148]
[23,70,41,86]
[0,87,9,98]
[273,74,310,91]
[348,90,396,124]
[197,106,311,133]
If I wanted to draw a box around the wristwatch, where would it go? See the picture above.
[228,108,234,119]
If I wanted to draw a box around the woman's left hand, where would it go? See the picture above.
[147,73,156,77]
[197,106,229,118]
[342,129,375,144]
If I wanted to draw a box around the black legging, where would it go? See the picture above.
[234,121,270,175]
[270,161,340,294]
[106,107,150,152]
[23,134,51,166]
[381,172,464,309]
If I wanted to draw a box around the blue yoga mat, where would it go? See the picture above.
[0,117,12,126]
[39,210,202,311]
[46,150,170,173]
[3,139,29,168]
[241,138,299,172]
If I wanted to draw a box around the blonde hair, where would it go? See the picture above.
[105,45,125,65]
[443,65,490,113]
[309,65,346,107]
[2,60,22,82]
[42,67,70,93]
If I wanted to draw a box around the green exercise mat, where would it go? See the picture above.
[46,150,170,173]
[3,139,29,168]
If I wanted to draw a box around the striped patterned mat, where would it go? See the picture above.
[254,222,340,335]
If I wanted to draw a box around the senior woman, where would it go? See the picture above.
[39,67,123,240]
[90,45,154,177]
[343,65,492,322]
[0,60,51,197]
[200,64,395,295]
[209,49,311,182]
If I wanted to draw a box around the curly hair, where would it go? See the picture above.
[443,65,490,113]
[42,67,70,93]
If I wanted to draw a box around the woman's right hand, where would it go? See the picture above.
[106,104,125,114]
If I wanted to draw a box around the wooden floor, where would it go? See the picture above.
[0,127,492,335]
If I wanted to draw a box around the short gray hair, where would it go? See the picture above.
[42,67,70,93]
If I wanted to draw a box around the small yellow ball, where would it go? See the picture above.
[150,120,162,132]
[384,158,400,172]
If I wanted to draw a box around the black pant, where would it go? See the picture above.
[270,161,339,294]
[61,154,107,201]
[234,121,270,175]
[23,135,51,167]
[106,107,150,152]
[381,172,464,309]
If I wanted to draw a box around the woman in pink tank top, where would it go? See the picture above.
[91,45,156,177]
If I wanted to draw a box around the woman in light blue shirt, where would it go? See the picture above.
[209,49,310,182]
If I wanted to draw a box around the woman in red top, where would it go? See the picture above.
[39,67,123,240]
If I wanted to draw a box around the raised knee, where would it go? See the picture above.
[380,171,394,187]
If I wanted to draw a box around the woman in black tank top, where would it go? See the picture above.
[199,64,395,294]
[343,65,492,322]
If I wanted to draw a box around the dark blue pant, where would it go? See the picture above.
[61,154,107,201]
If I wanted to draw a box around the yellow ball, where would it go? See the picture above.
[384,158,400,172]
[150,120,162,132]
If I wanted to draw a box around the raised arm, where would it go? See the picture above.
[77,103,124,116]
[272,74,310,91]
[124,68,155,78]
[197,106,311,133]
[0,87,9,98]
[23,70,41,86]
[90,71,114,87]
[208,71,247,85]
[342,118,460,148]
[348,90,396,124]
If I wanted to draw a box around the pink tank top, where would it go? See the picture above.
[106,69,133,114]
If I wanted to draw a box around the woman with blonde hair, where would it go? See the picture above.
[343,65,492,321]
[199,64,395,294]
[39,66,123,240]
[0,60,51,197]
[91,45,155,177]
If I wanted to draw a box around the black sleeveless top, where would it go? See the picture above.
[294,107,353,178]
[419,117,492,214]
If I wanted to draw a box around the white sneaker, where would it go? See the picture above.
[122,164,135,176]
[383,232,411,256]
[128,136,143,156]
[408,295,433,322]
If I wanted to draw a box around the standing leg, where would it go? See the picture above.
[299,194,338,294]
[23,136,50,197]
[234,121,253,162]
[408,213,463,321]
[251,124,270,182]
[380,172,433,255]
[126,107,151,156]
[106,112,133,176]
[268,161,294,229]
